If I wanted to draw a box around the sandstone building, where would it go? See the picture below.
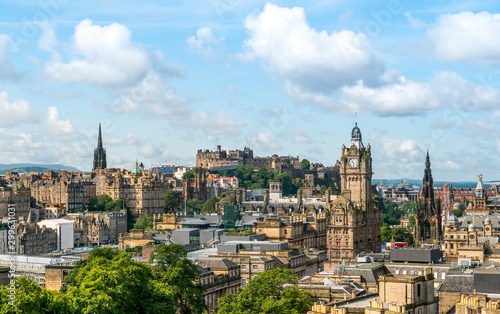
[327,123,382,262]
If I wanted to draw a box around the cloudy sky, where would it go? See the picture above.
[0,0,499,181]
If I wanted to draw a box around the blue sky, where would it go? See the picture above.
[0,0,499,181]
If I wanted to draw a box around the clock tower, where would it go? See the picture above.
[327,123,381,263]
[340,123,372,209]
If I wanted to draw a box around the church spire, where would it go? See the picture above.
[92,123,107,171]
[98,123,103,149]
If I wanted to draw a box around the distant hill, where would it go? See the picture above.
[0,163,83,175]
[371,179,494,189]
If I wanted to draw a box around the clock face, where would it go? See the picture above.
[349,158,359,168]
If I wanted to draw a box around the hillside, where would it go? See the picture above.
[0,163,83,174]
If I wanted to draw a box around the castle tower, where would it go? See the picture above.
[92,123,107,171]
[415,152,441,243]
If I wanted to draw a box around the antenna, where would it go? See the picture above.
[354,112,357,126]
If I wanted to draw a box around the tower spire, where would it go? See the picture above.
[98,123,103,149]
[92,123,107,171]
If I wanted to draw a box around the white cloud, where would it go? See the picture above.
[404,12,427,29]
[110,71,190,117]
[249,132,279,150]
[0,92,37,127]
[186,27,221,59]
[14,133,42,149]
[380,138,422,163]
[45,107,76,136]
[0,35,21,81]
[195,111,244,141]
[240,3,385,92]
[462,120,498,140]
[334,71,500,116]
[43,19,152,86]
[38,22,60,60]
[292,129,312,143]
[444,160,461,169]
[427,11,500,65]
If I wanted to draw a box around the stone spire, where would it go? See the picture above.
[92,123,107,171]
[415,151,441,242]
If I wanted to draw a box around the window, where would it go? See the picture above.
[441,273,446,280]
[252,265,258,270]
[450,235,454,239]
[403,270,407,275]
[241,279,246,287]
[284,229,288,235]
[241,265,246,270]
[451,244,454,249]
[417,284,421,297]
[434,272,438,279]
[457,235,460,239]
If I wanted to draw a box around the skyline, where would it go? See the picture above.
[1,1,500,181]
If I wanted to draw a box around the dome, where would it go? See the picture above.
[131,160,142,175]
[468,223,475,230]
[447,215,458,224]
[467,203,473,209]
[485,217,491,223]
[453,202,462,207]
[351,124,362,140]
[350,123,364,148]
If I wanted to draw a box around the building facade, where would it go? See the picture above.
[327,123,382,263]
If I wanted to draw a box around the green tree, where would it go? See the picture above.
[0,277,74,313]
[134,214,154,230]
[452,209,463,217]
[300,159,310,170]
[64,248,175,314]
[187,199,203,215]
[164,190,181,210]
[202,197,218,213]
[217,268,314,314]
[149,243,187,268]
[409,215,415,229]
[381,224,391,242]
[150,244,206,314]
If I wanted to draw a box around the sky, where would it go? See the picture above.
[0,0,499,181]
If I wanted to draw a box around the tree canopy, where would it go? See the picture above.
[300,159,310,170]
[150,244,206,314]
[217,268,314,314]
[134,214,154,230]
[164,190,181,210]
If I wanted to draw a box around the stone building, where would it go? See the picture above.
[0,183,30,221]
[196,145,340,188]
[365,272,438,314]
[189,257,241,313]
[215,240,324,288]
[442,213,500,262]
[253,214,327,249]
[63,211,127,247]
[118,229,154,250]
[16,223,57,255]
[327,123,382,263]
[30,179,88,212]
[415,152,441,243]
[455,294,500,314]
[93,162,165,217]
